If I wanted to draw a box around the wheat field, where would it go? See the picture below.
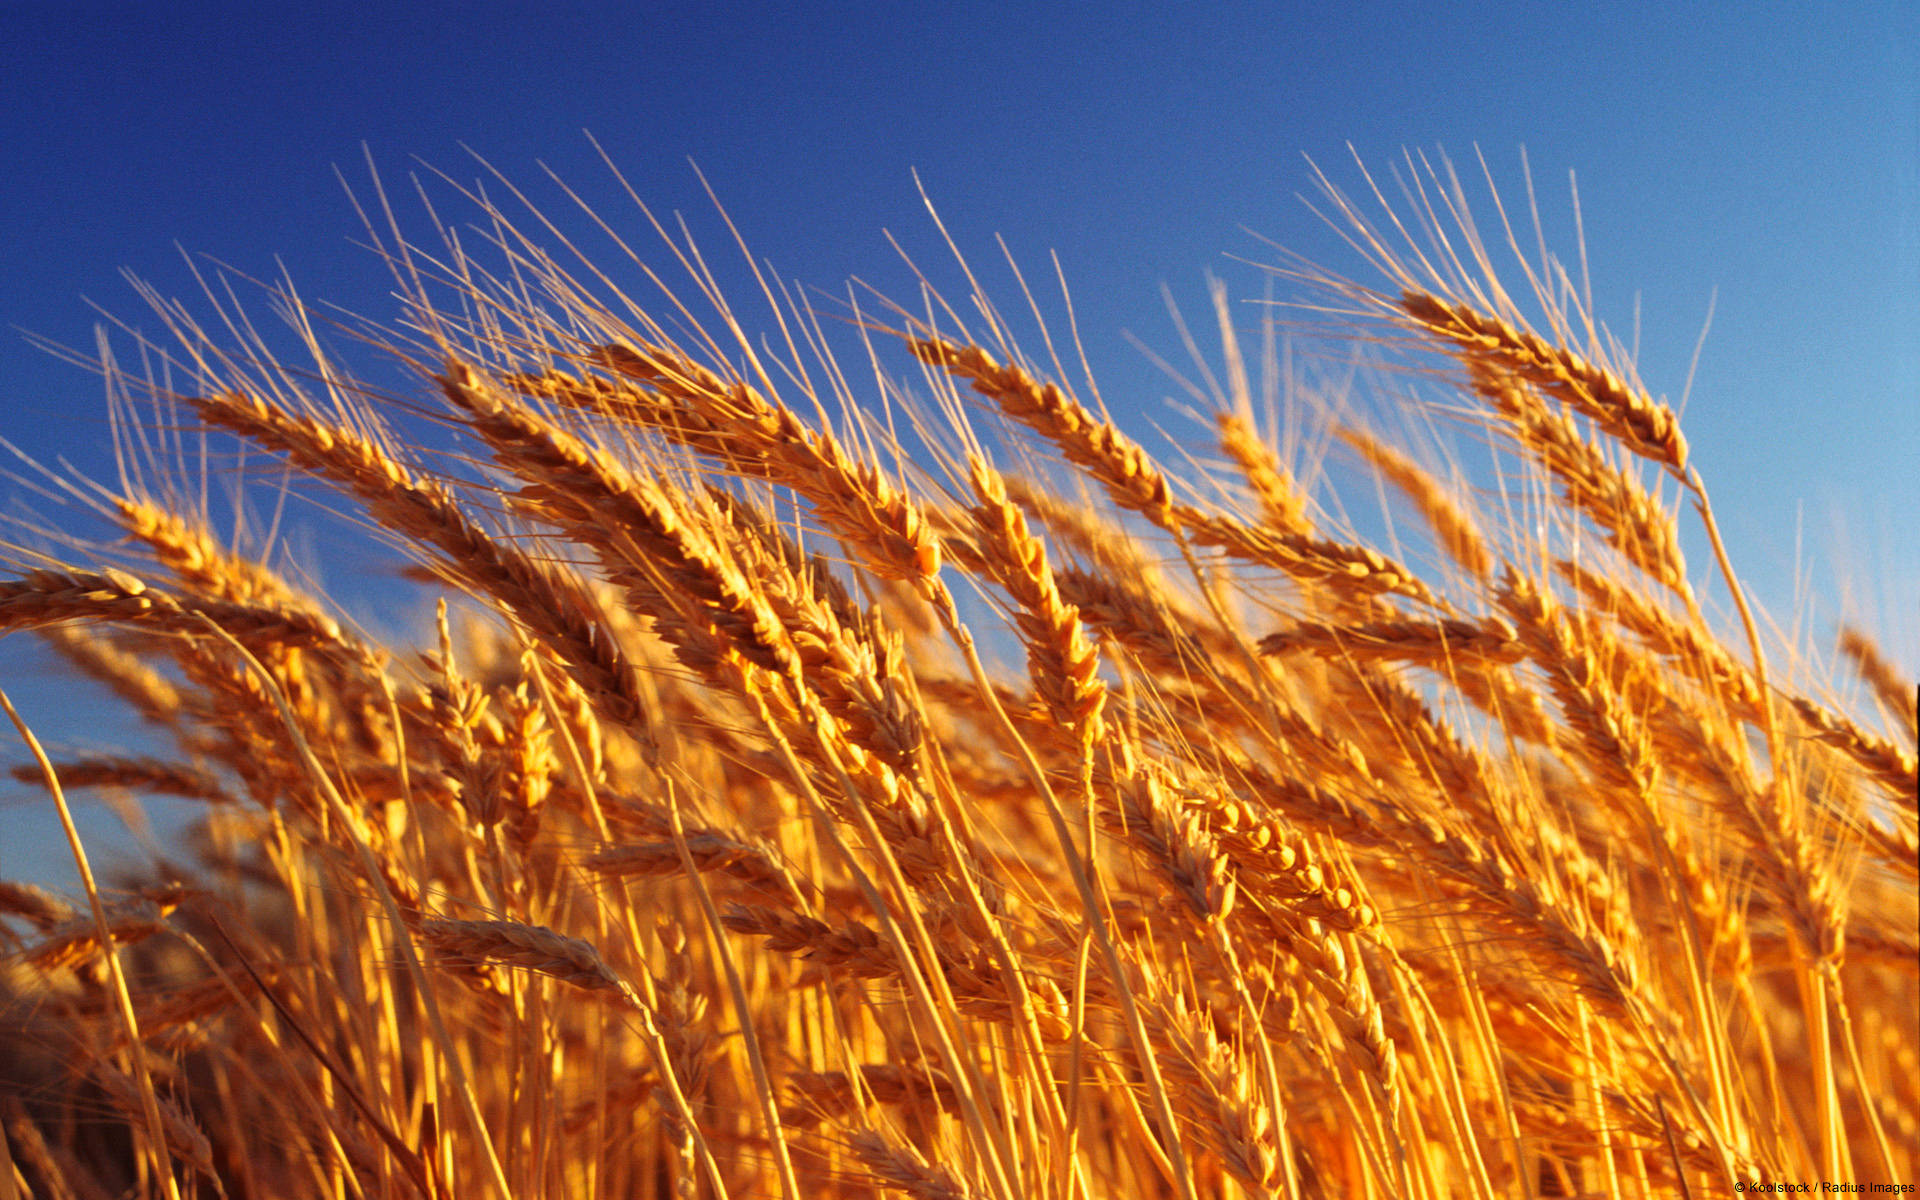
[0,154,1914,1199]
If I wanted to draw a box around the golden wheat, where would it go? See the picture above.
[0,152,1912,1200]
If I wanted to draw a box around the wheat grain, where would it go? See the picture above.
[418,917,626,992]
[1398,289,1691,478]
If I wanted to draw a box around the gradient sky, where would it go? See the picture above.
[2,0,1914,888]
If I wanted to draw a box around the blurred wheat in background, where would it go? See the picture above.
[0,153,1914,1199]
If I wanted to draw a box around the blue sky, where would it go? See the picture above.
[1,1,1914,887]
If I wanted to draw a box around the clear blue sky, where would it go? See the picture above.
[2,1,1914,887]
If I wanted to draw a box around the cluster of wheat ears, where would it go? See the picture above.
[0,153,1913,1200]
